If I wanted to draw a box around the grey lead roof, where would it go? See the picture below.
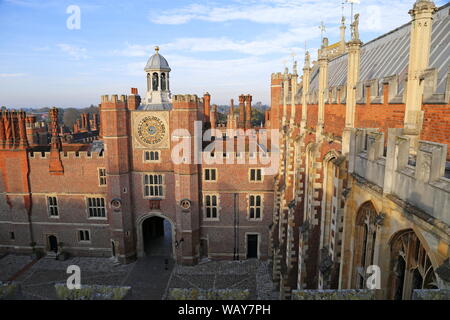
[144,52,171,72]
[308,3,449,95]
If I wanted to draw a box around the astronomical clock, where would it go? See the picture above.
[132,112,170,149]
[137,116,166,145]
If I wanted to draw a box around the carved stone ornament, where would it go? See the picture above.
[180,199,191,212]
[111,198,122,211]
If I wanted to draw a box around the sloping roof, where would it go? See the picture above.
[309,3,449,95]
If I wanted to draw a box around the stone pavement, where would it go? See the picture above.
[165,259,278,300]
[0,254,33,281]
[0,254,277,300]
[122,256,174,300]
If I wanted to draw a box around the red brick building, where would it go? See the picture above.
[0,47,276,264]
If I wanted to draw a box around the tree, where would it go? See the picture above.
[62,108,81,128]
[251,108,265,127]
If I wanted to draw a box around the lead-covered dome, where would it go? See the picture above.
[144,46,171,72]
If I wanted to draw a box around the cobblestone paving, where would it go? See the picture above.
[0,254,277,300]
[0,254,33,281]
[165,259,278,300]
[2,255,135,300]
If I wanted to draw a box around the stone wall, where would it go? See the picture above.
[168,288,250,300]
[412,289,450,300]
[291,289,375,300]
[54,283,131,300]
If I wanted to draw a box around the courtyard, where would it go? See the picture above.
[0,253,277,300]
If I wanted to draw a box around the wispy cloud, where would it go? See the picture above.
[0,73,26,78]
[149,0,413,33]
[4,0,59,8]
[57,44,88,60]
[115,24,320,59]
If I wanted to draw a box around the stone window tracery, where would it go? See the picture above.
[390,230,437,300]
[354,202,378,289]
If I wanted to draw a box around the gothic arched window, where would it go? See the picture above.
[353,202,378,289]
[161,73,166,91]
[390,230,437,300]
[152,73,159,91]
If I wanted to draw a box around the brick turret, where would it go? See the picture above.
[100,94,134,263]
[171,94,202,265]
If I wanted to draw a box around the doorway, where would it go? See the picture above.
[111,241,116,258]
[247,234,258,259]
[200,239,208,259]
[142,216,172,257]
[48,235,58,253]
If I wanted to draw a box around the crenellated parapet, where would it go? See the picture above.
[172,94,199,103]
[304,66,450,107]
[101,94,128,106]
[29,150,104,160]
[349,127,450,225]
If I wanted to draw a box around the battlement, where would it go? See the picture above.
[28,150,104,160]
[349,128,450,225]
[271,72,283,80]
[172,94,199,103]
[100,94,128,103]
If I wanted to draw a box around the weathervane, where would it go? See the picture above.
[319,21,326,42]
[346,0,360,24]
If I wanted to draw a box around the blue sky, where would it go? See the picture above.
[0,0,447,108]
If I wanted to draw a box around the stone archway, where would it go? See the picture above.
[137,213,176,259]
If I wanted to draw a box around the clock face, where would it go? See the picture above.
[137,116,166,146]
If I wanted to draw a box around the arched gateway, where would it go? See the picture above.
[137,213,175,259]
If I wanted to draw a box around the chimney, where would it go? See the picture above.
[128,88,141,110]
[203,92,211,122]
[210,104,217,129]
[245,94,252,129]
[49,107,64,175]
[238,95,245,129]
[0,111,5,149]
[18,111,29,149]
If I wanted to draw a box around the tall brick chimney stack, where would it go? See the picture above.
[238,95,245,129]
[18,111,28,149]
[210,104,217,129]
[11,111,19,149]
[245,94,252,129]
[4,111,13,148]
[203,92,211,122]
[227,99,236,130]
[84,113,91,132]
[0,111,6,149]
[92,113,99,131]
[48,107,64,175]
[127,88,141,111]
